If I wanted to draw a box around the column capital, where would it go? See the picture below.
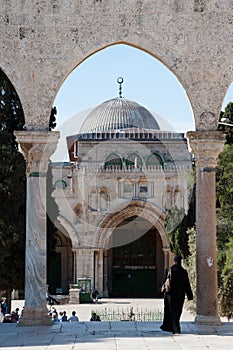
[186,131,226,169]
[14,131,60,176]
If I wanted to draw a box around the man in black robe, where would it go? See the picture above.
[160,255,193,334]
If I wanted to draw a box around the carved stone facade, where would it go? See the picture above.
[51,96,192,299]
[52,147,191,298]
[0,1,230,325]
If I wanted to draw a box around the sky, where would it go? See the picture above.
[53,44,233,161]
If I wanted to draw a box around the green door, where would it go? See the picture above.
[111,226,157,297]
[112,269,156,297]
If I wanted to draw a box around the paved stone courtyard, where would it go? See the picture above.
[0,298,232,349]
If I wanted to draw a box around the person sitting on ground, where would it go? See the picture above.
[90,312,101,321]
[68,310,79,322]
[11,308,20,323]
[2,314,12,323]
[51,312,60,323]
[58,311,63,322]
[61,310,68,322]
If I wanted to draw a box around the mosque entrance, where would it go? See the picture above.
[108,216,164,297]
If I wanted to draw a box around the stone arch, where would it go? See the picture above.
[2,4,233,130]
[48,218,74,294]
[146,151,164,168]
[220,66,233,108]
[126,152,143,168]
[51,41,195,129]
[104,152,123,170]
[54,179,67,190]
[55,215,80,249]
[94,200,169,249]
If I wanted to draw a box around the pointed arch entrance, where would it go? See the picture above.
[95,200,171,297]
[109,216,162,297]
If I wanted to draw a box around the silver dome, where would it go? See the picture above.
[79,97,160,133]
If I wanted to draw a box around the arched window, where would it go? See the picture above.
[126,153,143,169]
[104,153,123,170]
[54,179,67,190]
[146,152,164,168]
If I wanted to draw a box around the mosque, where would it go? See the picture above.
[50,78,192,298]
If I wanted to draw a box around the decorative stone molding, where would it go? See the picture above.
[14,131,60,176]
[186,131,226,169]
[197,111,218,131]
[95,200,168,249]
[194,0,206,13]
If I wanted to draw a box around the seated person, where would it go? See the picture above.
[90,312,101,321]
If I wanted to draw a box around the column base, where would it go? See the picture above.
[17,305,52,326]
[195,315,221,325]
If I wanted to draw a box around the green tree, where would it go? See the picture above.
[165,170,196,259]
[216,101,233,316]
[0,70,26,305]
[218,237,233,316]
[218,102,233,144]
[184,227,196,314]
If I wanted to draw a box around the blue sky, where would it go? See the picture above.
[54,44,233,133]
[52,44,233,161]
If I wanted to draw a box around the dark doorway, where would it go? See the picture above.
[47,252,61,294]
[108,217,162,297]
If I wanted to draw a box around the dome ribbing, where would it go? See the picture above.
[79,97,160,134]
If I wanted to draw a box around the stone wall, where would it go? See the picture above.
[1,0,233,131]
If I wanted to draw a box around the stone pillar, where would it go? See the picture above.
[187,131,225,325]
[162,248,170,270]
[96,249,104,296]
[72,248,78,283]
[75,249,92,278]
[14,131,60,326]
[103,249,109,297]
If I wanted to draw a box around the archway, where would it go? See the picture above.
[52,43,194,162]
[93,200,171,297]
[108,216,163,298]
[47,229,73,295]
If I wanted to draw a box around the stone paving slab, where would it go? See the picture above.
[0,322,233,350]
[1,299,232,349]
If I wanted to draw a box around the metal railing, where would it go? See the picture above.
[91,306,163,322]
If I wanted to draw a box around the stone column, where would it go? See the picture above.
[96,249,104,296]
[14,131,60,326]
[186,131,225,325]
[72,248,78,283]
[162,248,170,270]
[103,250,109,297]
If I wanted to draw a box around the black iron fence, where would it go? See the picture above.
[91,306,163,321]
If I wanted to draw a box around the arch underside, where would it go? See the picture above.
[95,200,169,249]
